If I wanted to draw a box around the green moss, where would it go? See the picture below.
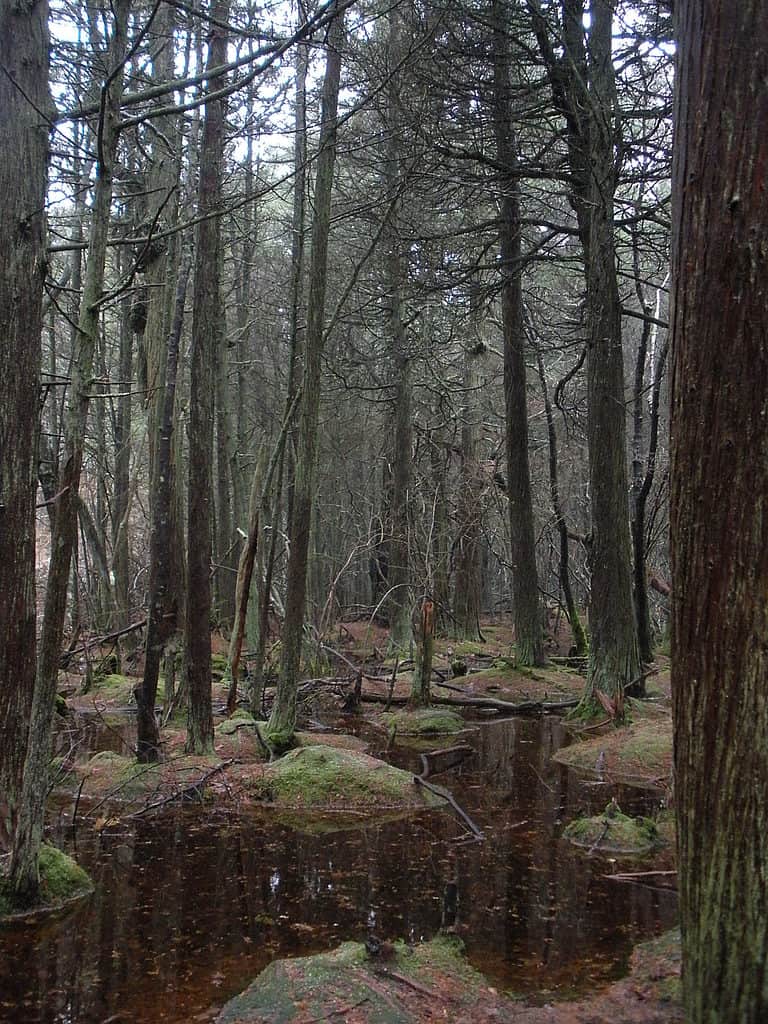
[564,800,661,855]
[252,745,445,811]
[211,653,229,681]
[0,844,92,919]
[37,844,91,903]
[378,708,464,737]
[218,935,496,1024]
[83,751,162,798]
[217,710,259,735]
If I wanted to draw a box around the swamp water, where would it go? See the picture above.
[0,714,677,1023]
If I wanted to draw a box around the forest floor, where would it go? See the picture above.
[43,615,679,1023]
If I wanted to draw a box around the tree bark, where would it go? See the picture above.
[491,0,545,667]
[185,2,229,755]
[136,256,190,762]
[12,0,129,905]
[671,2,768,1020]
[267,3,345,750]
[452,328,484,642]
[0,0,50,877]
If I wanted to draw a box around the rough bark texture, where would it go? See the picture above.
[137,258,189,762]
[671,3,768,1020]
[0,0,50,852]
[581,0,641,705]
[491,0,545,667]
[267,4,344,749]
[410,599,435,708]
[185,5,229,755]
[11,0,128,904]
[143,5,186,638]
[384,5,413,652]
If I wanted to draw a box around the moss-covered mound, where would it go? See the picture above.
[377,708,465,737]
[250,745,446,812]
[216,935,507,1024]
[0,844,92,921]
[553,717,673,788]
[564,800,662,855]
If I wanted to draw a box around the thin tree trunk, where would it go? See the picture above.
[267,3,345,750]
[185,1,229,755]
[113,288,133,624]
[534,345,587,656]
[453,322,485,642]
[11,0,129,904]
[671,3,768,1020]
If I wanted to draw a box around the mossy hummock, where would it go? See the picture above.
[0,844,92,920]
[563,800,662,855]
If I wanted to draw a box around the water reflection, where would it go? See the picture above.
[0,716,676,1023]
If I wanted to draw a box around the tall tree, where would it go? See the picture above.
[185,1,230,754]
[0,0,51,871]
[11,0,130,903]
[530,0,641,706]
[491,0,545,666]
[671,1,768,1020]
[266,3,345,750]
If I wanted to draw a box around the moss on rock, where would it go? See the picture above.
[216,935,494,1024]
[377,708,465,737]
[563,800,662,855]
[0,844,92,920]
[251,745,446,811]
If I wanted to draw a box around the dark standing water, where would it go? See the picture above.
[0,714,676,1023]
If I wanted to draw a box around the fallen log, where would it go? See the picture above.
[413,776,484,840]
[361,691,578,716]
[419,744,474,778]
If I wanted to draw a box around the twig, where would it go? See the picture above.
[300,997,370,1023]
[588,820,610,854]
[127,759,235,818]
[384,656,399,712]
[372,967,438,998]
[413,776,484,841]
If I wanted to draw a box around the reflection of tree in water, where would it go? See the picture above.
[0,718,676,1022]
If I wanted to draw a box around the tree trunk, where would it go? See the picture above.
[267,3,345,750]
[580,0,640,707]
[452,332,484,642]
[0,0,50,881]
[136,257,190,762]
[12,0,129,905]
[185,3,229,755]
[534,345,587,656]
[383,5,413,652]
[671,3,768,1020]
[410,599,435,709]
[491,0,545,667]
[214,327,237,628]
[113,288,133,625]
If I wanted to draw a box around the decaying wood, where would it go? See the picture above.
[413,776,483,841]
[419,744,474,778]
[361,691,578,716]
